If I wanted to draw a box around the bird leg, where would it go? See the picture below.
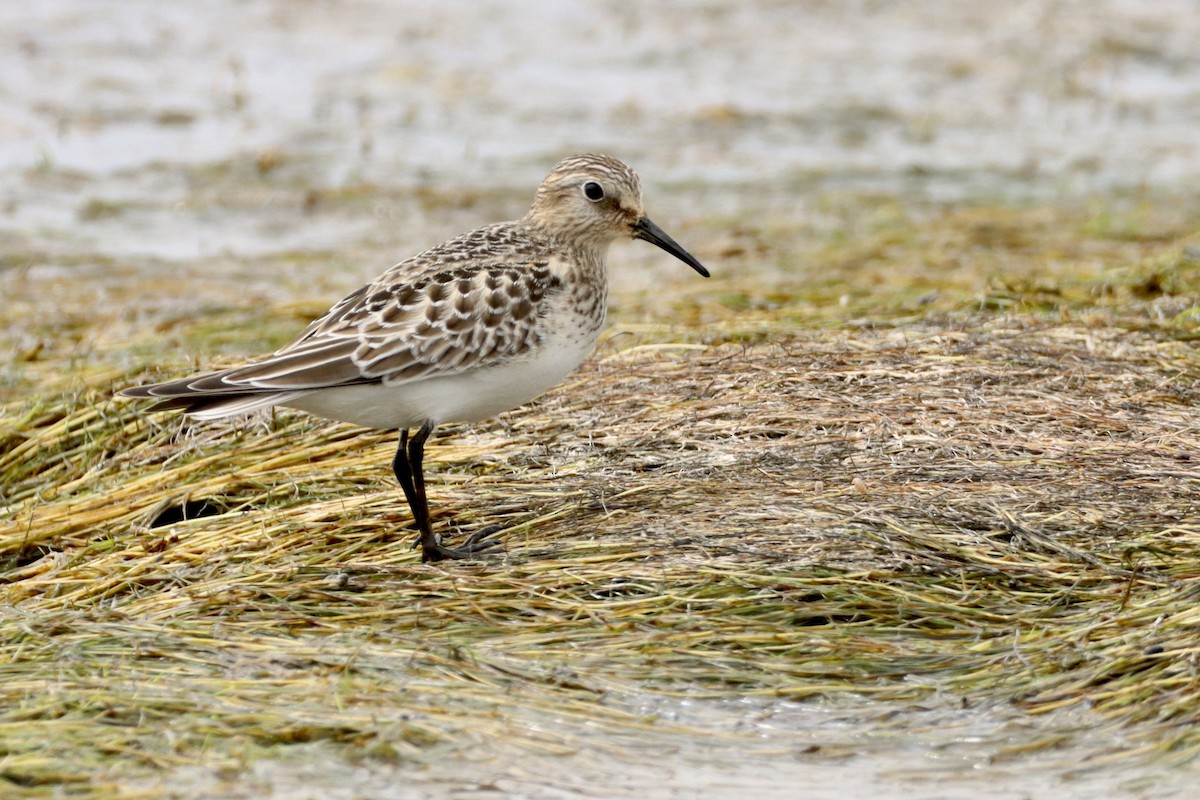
[392,420,500,562]
[392,428,420,523]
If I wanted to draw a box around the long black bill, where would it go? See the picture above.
[632,216,710,278]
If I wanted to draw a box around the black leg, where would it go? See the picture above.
[392,429,418,518]
[397,419,501,563]
[407,419,436,554]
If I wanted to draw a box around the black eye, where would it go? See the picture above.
[583,181,605,201]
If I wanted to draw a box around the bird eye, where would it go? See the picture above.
[582,181,605,202]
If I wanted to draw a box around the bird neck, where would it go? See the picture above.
[519,217,610,282]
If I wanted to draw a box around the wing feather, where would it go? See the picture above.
[119,221,563,415]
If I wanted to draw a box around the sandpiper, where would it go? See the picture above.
[120,154,709,562]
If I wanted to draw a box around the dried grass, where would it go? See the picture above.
[5,318,1200,787]
[3,205,1200,793]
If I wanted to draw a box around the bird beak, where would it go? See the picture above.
[632,217,710,278]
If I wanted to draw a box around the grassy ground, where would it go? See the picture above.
[3,192,1200,795]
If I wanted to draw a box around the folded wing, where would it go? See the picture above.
[121,259,559,416]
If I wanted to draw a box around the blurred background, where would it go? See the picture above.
[4,0,1199,264]
[6,0,1200,383]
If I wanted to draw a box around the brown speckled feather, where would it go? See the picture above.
[126,223,564,404]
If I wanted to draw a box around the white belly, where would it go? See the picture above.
[283,332,597,430]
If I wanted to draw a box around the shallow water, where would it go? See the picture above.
[5,0,1200,262]
[130,694,1188,799]
[5,1,1200,797]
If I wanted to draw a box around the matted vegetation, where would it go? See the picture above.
[3,200,1200,795]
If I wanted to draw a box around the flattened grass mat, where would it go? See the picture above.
[5,318,1200,792]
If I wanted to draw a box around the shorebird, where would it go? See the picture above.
[120,154,709,562]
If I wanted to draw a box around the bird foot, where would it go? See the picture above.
[418,525,503,563]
